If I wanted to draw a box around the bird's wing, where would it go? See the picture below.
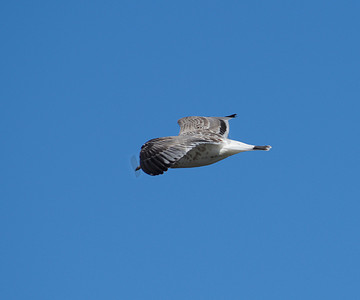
[139,136,222,176]
[177,114,236,138]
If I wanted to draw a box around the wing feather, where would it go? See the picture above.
[139,136,220,176]
[177,114,236,138]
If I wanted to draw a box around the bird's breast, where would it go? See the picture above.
[171,143,226,168]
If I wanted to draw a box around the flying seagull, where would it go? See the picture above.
[136,114,271,176]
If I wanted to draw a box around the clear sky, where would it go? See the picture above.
[1,1,360,299]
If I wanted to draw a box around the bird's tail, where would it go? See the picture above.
[253,145,272,151]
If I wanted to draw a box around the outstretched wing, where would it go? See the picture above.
[177,114,236,138]
[139,136,218,176]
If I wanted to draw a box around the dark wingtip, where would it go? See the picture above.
[253,145,272,151]
[225,114,237,118]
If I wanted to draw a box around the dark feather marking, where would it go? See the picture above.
[219,120,227,135]
[253,145,270,150]
[152,156,169,169]
[140,160,152,174]
[225,114,237,118]
[144,159,164,175]
[158,153,174,163]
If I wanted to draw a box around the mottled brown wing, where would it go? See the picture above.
[177,114,236,138]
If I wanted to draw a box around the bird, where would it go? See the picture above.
[136,114,271,176]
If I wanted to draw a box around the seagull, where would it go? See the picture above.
[136,114,271,176]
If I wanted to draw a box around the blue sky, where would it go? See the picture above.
[1,1,360,299]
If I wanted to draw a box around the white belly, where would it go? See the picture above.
[171,143,228,168]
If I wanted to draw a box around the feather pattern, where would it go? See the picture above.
[140,136,222,175]
[177,115,236,138]
[138,114,271,176]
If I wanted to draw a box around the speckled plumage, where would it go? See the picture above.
[138,114,271,176]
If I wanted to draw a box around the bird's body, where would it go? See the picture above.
[137,114,271,176]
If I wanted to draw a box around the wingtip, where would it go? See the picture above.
[225,114,237,118]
